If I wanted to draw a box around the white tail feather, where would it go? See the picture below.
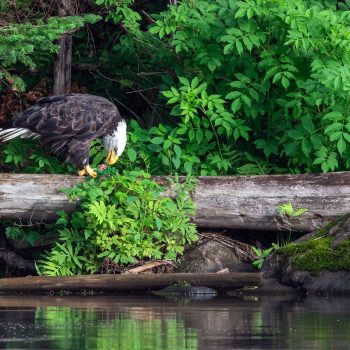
[0,128,39,142]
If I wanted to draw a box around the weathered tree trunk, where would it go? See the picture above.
[1,172,350,232]
[53,0,73,95]
[0,273,262,293]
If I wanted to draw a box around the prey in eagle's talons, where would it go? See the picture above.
[79,165,97,178]
[105,149,119,166]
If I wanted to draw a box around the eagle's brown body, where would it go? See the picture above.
[0,94,125,170]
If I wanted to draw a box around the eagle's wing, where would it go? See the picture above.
[14,94,119,149]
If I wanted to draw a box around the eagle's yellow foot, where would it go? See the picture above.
[78,165,97,178]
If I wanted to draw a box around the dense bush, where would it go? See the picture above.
[87,0,350,175]
[36,170,197,275]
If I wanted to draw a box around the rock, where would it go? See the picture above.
[261,215,350,295]
[176,238,256,273]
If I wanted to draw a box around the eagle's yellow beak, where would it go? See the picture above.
[105,149,119,165]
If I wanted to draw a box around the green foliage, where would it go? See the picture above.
[85,0,350,175]
[0,139,75,174]
[252,244,279,270]
[251,202,309,269]
[276,203,308,217]
[95,0,141,33]
[3,0,350,176]
[4,225,42,246]
[0,14,100,91]
[37,170,198,276]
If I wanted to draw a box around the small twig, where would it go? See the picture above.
[216,268,229,273]
[126,87,158,94]
[96,70,120,83]
[123,260,175,274]
[135,71,171,76]
[141,10,155,24]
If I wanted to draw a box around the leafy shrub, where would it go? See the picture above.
[4,225,43,247]
[0,138,75,174]
[37,170,197,276]
[84,0,350,175]
[252,245,277,270]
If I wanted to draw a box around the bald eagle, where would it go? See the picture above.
[0,94,127,177]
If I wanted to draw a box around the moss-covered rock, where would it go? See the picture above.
[261,215,350,294]
[277,237,350,275]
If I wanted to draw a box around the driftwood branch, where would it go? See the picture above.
[123,261,174,274]
[1,172,350,231]
[0,273,261,293]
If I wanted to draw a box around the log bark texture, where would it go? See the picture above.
[1,172,350,231]
[0,173,81,223]
[0,273,261,293]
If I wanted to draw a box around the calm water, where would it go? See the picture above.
[0,294,349,349]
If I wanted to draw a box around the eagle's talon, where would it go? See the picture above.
[79,165,97,178]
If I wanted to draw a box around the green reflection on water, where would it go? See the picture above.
[2,296,350,350]
[34,306,198,350]
[285,308,350,350]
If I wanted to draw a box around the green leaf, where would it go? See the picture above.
[343,132,350,143]
[324,112,343,121]
[337,137,346,154]
[235,8,246,18]
[281,77,290,90]
[327,155,338,171]
[150,137,164,145]
[301,139,312,156]
[196,129,204,143]
[179,77,190,86]
[241,95,251,107]
[301,116,314,133]
[325,123,343,134]
[127,148,137,162]
[163,139,172,150]
[184,161,193,173]
[288,130,304,140]
[231,99,241,113]
[243,36,253,52]
[329,131,342,141]
[236,40,243,55]
[247,8,254,19]
[173,144,182,158]
[226,91,241,99]
[191,77,199,89]
[172,157,181,169]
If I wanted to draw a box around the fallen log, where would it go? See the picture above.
[0,273,261,293]
[1,172,350,231]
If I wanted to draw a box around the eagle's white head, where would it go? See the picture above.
[103,120,127,165]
